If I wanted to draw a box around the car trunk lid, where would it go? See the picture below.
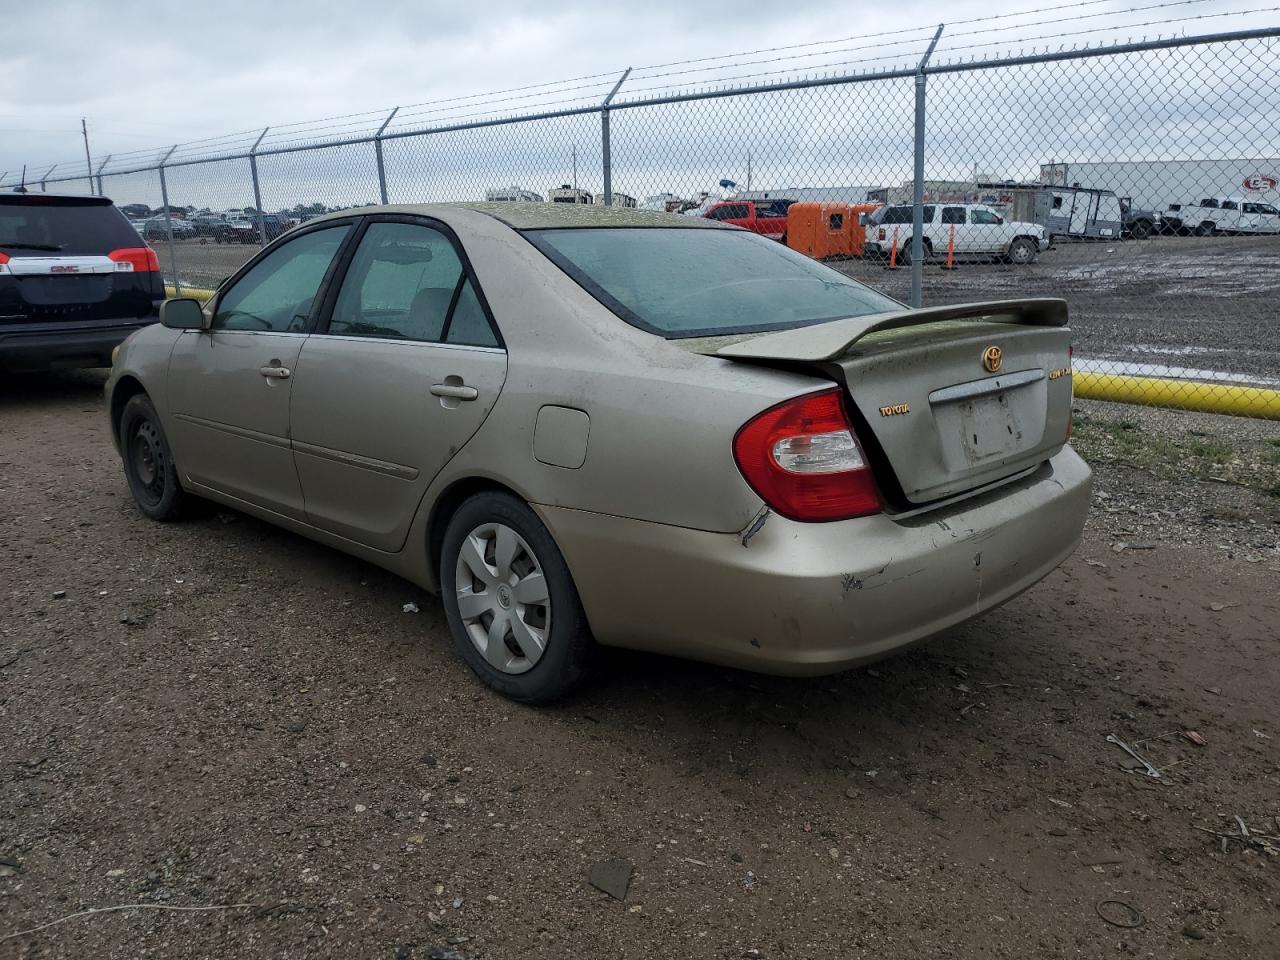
[702,299,1074,506]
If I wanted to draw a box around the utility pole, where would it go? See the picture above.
[81,118,94,194]
[572,145,578,199]
[747,151,752,191]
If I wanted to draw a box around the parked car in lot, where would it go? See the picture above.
[1168,196,1280,235]
[214,214,289,243]
[140,216,195,241]
[189,214,227,237]
[866,203,1048,264]
[699,198,794,240]
[106,203,1090,702]
[1,192,163,371]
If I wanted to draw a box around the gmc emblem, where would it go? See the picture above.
[51,265,80,274]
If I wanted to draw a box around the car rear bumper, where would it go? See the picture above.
[0,317,157,372]
[537,446,1091,676]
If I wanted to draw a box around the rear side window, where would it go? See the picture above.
[330,223,464,341]
[528,227,899,339]
[328,221,500,347]
[708,204,749,220]
[0,197,141,256]
[941,206,966,224]
[879,205,934,224]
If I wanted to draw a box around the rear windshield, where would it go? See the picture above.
[527,227,900,338]
[0,196,141,256]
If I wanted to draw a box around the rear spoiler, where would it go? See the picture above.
[716,298,1068,363]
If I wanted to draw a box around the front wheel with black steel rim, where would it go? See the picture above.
[119,393,188,522]
[440,491,592,704]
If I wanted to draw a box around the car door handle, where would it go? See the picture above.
[430,383,478,400]
[260,364,291,380]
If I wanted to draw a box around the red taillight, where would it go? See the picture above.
[108,247,160,272]
[0,252,9,265]
[733,388,882,522]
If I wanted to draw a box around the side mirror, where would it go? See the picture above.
[159,298,206,330]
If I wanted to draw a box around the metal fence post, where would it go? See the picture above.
[601,68,631,206]
[95,154,111,197]
[911,25,944,309]
[249,128,270,247]
[157,146,181,296]
[375,107,400,204]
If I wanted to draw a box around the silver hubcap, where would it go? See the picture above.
[454,522,550,675]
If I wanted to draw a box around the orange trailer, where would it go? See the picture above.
[786,201,882,259]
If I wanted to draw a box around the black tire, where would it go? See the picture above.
[440,491,592,704]
[1007,237,1038,265]
[1128,219,1153,240]
[898,237,932,266]
[1195,221,1216,237]
[119,394,188,522]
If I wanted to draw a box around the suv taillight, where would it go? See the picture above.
[733,388,881,522]
[108,247,160,272]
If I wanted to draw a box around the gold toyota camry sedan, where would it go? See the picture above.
[106,203,1090,702]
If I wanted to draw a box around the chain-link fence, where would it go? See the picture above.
[5,25,1279,417]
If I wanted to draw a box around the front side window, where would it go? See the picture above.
[1222,200,1239,210]
[213,225,349,332]
[970,209,1000,225]
[528,227,899,339]
[328,221,499,347]
[708,204,750,221]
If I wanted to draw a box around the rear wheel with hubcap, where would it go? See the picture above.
[440,491,592,703]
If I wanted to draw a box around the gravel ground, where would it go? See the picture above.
[2,372,1278,959]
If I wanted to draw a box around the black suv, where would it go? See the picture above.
[0,193,163,371]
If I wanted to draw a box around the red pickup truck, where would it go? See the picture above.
[699,198,794,240]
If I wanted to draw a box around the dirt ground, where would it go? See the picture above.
[2,372,1278,960]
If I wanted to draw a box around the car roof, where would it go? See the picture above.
[0,192,113,206]
[308,202,728,231]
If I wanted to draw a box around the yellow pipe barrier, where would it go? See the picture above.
[164,284,216,302]
[1074,371,1280,421]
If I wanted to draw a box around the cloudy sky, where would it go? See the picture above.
[2,0,1271,182]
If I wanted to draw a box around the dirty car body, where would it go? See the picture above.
[106,203,1090,702]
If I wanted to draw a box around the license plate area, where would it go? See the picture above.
[933,391,1026,470]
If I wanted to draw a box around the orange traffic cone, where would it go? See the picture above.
[884,226,900,270]
[940,224,957,270]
